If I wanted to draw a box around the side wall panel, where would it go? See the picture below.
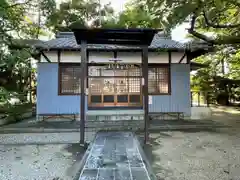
[37,63,190,116]
[37,63,85,114]
[149,64,191,116]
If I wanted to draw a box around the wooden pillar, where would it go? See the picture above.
[206,92,210,107]
[29,61,32,105]
[80,40,87,145]
[198,92,200,106]
[142,46,149,144]
[168,51,172,94]
[191,91,193,107]
[186,51,191,64]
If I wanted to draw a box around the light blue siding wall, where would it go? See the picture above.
[37,63,86,114]
[149,64,191,116]
[37,63,190,116]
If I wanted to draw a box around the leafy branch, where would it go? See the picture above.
[187,9,240,45]
[203,11,240,29]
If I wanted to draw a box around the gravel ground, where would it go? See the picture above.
[0,143,85,180]
[1,128,240,180]
[0,132,96,145]
[144,127,240,180]
[0,105,239,180]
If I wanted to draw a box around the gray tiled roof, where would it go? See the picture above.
[35,32,210,51]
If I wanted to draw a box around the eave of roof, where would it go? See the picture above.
[34,32,213,52]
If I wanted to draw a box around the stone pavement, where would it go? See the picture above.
[79,132,156,180]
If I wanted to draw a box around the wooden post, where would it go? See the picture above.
[191,91,193,107]
[80,40,87,145]
[206,92,210,107]
[198,92,200,107]
[29,62,32,105]
[142,46,149,144]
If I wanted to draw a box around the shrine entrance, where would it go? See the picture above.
[88,62,142,107]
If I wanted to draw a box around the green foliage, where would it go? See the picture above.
[0,86,33,124]
[0,0,39,123]
[0,102,33,123]
[138,0,240,104]
[0,86,10,104]
[102,0,162,28]
[191,47,240,104]
[140,0,240,44]
[46,0,114,33]
[0,48,33,92]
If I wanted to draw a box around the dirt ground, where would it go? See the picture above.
[144,128,240,180]
[143,106,240,180]
[0,144,85,180]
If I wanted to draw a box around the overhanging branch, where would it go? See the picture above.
[188,14,215,44]
[188,13,240,45]
[188,29,214,44]
[203,11,240,28]
[188,29,240,45]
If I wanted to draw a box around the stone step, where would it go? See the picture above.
[86,109,144,115]
[87,109,144,121]
[87,115,144,121]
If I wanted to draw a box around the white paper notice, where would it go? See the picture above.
[149,96,152,104]
[142,78,145,85]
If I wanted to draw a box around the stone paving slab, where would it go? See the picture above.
[78,132,153,180]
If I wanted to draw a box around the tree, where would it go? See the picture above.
[137,0,240,105]
[102,1,162,28]
[191,47,240,104]
[140,0,240,45]
[23,0,56,39]
[0,0,50,103]
[46,0,114,33]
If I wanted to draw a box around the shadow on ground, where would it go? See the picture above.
[1,119,80,129]
[63,143,86,179]
[140,134,169,180]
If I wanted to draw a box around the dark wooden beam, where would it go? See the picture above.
[114,51,117,58]
[186,51,191,64]
[86,50,89,88]
[178,53,186,63]
[168,51,172,64]
[168,51,172,95]
[57,50,61,63]
[142,46,149,144]
[80,40,87,145]
[40,51,51,62]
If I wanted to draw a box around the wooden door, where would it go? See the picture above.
[88,65,142,107]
